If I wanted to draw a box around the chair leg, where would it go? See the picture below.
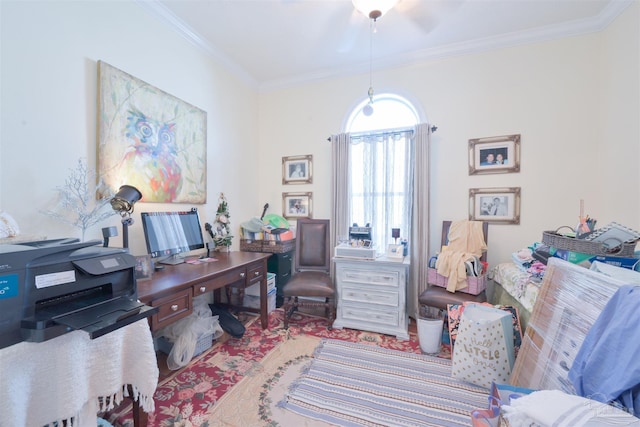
[283,296,298,329]
[326,298,335,330]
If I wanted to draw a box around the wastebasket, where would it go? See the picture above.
[417,306,444,354]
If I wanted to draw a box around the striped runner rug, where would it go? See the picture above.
[279,339,489,427]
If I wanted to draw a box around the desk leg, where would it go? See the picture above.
[128,385,148,427]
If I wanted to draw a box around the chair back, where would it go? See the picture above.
[294,218,330,273]
[442,220,489,262]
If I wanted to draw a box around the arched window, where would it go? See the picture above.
[344,94,420,252]
[346,93,419,132]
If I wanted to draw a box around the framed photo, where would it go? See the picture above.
[97,61,207,203]
[283,192,312,219]
[386,244,405,259]
[134,255,153,281]
[469,187,521,224]
[469,134,520,175]
[282,155,313,184]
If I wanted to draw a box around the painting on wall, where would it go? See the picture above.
[468,134,520,175]
[469,187,521,224]
[97,61,207,203]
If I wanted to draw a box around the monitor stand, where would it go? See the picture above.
[158,254,185,265]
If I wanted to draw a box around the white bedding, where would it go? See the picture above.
[491,262,541,313]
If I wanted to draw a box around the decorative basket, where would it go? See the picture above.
[240,238,295,254]
[427,267,487,295]
[542,227,637,257]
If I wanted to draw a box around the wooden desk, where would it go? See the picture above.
[137,251,272,331]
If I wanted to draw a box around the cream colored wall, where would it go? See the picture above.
[1,1,638,267]
[0,1,259,256]
[258,2,640,267]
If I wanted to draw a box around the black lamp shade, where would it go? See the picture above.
[111,185,142,214]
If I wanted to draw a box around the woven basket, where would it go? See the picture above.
[542,227,636,257]
[427,268,487,295]
[240,238,295,254]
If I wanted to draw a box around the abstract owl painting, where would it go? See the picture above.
[97,61,206,203]
[121,109,183,203]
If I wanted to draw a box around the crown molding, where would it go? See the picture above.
[137,0,634,92]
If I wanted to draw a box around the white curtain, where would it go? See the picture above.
[409,123,431,318]
[349,129,414,251]
[331,132,350,277]
[330,125,430,319]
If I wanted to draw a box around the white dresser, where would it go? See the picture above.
[333,257,409,340]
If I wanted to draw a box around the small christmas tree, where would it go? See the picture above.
[212,193,233,250]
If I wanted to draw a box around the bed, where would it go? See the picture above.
[488,262,542,331]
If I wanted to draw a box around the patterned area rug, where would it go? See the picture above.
[279,339,489,427]
[103,309,438,426]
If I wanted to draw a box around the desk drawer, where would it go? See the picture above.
[247,261,265,286]
[193,267,247,296]
[149,288,192,331]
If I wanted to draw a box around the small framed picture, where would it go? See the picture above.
[282,155,313,184]
[386,244,405,259]
[469,134,520,175]
[282,192,312,219]
[469,187,521,224]
[134,254,153,281]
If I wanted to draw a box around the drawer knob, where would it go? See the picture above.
[170,304,178,312]
[240,272,246,278]
[200,286,206,293]
[254,271,260,276]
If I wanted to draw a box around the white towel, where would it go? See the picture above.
[0,319,158,427]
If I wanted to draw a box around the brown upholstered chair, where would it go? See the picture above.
[282,218,335,329]
[418,220,489,312]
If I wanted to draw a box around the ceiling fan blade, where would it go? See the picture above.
[336,8,367,54]
[396,0,464,34]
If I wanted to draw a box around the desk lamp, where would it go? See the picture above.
[110,185,142,249]
[392,228,400,244]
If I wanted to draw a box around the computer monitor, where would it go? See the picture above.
[141,208,205,265]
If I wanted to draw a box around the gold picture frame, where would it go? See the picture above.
[469,134,520,175]
[282,155,313,184]
[282,192,312,219]
[469,187,521,224]
[97,61,207,203]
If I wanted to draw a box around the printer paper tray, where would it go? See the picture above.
[51,298,157,340]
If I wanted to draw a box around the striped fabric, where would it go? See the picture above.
[280,339,489,426]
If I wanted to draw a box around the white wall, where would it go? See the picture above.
[258,2,640,267]
[0,1,260,256]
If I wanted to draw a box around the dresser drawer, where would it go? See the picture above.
[193,267,247,296]
[149,288,193,331]
[340,286,399,307]
[338,304,400,327]
[337,267,400,288]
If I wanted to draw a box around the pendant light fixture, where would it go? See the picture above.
[352,0,398,20]
[352,0,398,116]
[362,17,376,116]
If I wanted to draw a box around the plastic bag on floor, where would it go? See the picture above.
[159,295,224,370]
